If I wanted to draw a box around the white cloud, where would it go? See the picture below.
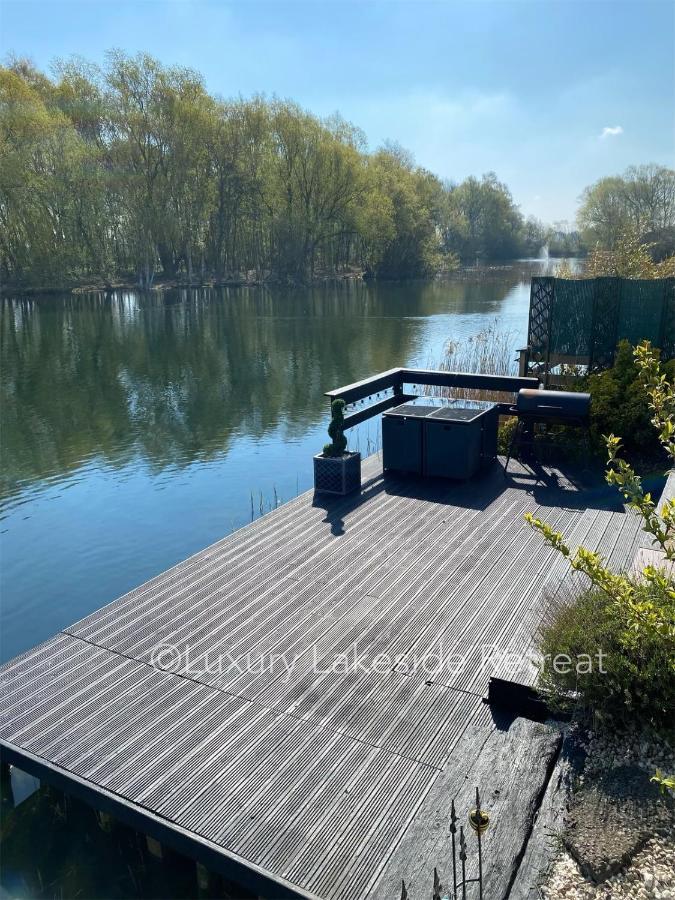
[600,125,624,139]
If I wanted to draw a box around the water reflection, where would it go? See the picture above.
[1,276,539,499]
[1,261,570,898]
[0,263,567,666]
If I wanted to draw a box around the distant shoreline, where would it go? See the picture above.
[1,258,579,299]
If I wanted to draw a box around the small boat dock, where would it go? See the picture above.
[0,450,642,899]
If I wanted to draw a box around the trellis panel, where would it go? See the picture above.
[527,277,675,378]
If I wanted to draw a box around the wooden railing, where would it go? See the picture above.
[326,368,540,429]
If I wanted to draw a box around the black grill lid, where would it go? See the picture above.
[516,389,590,418]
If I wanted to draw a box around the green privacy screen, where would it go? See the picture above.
[526,276,675,376]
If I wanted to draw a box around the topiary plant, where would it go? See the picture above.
[323,399,348,457]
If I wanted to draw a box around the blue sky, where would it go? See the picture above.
[2,0,673,222]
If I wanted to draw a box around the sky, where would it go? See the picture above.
[1,0,673,224]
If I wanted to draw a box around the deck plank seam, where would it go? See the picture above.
[56,631,457,772]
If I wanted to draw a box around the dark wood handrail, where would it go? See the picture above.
[400,368,539,394]
[325,368,402,405]
[325,367,540,428]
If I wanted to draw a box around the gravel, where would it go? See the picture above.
[543,838,675,900]
[541,726,675,900]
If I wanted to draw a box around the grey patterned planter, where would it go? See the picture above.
[313,452,361,495]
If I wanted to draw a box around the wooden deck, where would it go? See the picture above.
[0,455,643,899]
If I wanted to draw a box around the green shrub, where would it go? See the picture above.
[497,416,517,455]
[323,399,348,457]
[587,340,675,462]
[527,340,675,735]
[539,580,675,727]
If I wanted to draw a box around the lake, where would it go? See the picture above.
[0,260,570,665]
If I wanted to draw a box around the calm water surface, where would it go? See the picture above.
[1,262,567,664]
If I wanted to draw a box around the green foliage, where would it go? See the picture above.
[651,770,675,793]
[587,340,675,461]
[519,215,550,258]
[527,340,675,730]
[497,416,517,455]
[634,340,675,459]
[584,231,675,279]
[323,399,348,457]
[442,172,526,262]
[547,227,585,258]
[360,148,446,279]
[557,231,675,279]
[7,52,669,289]
[578,164,675,251]
[1,52,560,290]
[538,581,674,726]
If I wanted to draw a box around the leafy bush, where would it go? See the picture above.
[527,340,675,733]
[538,580,674,726]
[587,340,675,462]
[497,416,517,455]
[556,231,675,279]
[583,231,675,279]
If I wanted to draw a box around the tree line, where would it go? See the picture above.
[578,163,675,257]
[1,52,550,290]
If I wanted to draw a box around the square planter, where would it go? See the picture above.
[313,451,361,495]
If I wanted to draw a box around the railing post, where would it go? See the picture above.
[1,760,14,813]
[450,799,458,900]
[517,347,529,378]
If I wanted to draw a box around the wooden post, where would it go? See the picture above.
[1,760,14,813]
[196,862,214,898]
[97,809,114,833]
[517,347,529,378]
[146,835,163,859]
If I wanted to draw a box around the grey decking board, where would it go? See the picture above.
[0,740,324,900]
[423,506,582,693]
[71,473,425,654]
[68,457,386,641]
[0,456,643,900]
[71,456,395,625]
[263,668,482,768]
[1,635,439,900]
[375,504,576,685]
[368,712,563,900]
[80,467,498,667]
[103,488,489,699]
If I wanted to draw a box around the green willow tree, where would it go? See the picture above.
[578,164,675,250]
[1,51,546,289]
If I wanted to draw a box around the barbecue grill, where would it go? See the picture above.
[505,388,591,471]
[515,389,591,421]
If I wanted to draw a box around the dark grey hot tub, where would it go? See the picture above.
[382,401,498,479]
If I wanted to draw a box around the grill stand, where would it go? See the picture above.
[504,412,590,474]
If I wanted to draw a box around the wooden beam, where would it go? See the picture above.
[400,368,539,394]
[342,393,418,429]
[325,368,403,404]
[327,368,539,427]
[327,368,539,407]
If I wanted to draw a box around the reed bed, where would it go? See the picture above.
[423,319,521,404]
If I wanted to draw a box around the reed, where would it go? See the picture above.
[424,319,520,404]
